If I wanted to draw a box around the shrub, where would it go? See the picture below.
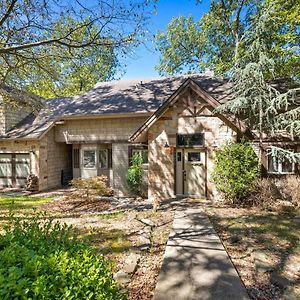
[71,175,113,199]
[212,141,259,204]
[127,153,143,196]
[0,214,125,300]
[284,175,300,207]
[247,178,281,208]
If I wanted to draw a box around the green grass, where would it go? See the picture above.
[0,195,52,212]
[96,211,125,219]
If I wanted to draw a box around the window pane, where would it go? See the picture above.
[99,150,108,169]
[268,155,278,173]
[188,152,201,162]
[142,150,148,164]
[281,158,294,173]
[83,150,96,168]
[132,149,148,164]
[177,134,204,147]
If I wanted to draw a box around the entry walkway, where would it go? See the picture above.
[154,207,249,300]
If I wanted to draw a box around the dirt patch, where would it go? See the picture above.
[41,198,111,213]
[39,196,174,300]
[204,205,300,300]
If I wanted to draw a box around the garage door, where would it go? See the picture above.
[0,153,30,188]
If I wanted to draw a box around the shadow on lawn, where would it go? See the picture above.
[209,211,300,299]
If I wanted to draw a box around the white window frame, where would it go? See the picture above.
[267,154,295,175]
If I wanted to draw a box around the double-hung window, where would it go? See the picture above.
[268,154,295,174]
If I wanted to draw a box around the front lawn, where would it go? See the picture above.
[205,206,300,300]
[0,195,52,213]
[0,193,174,300]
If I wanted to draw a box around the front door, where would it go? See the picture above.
[176,148,206,197]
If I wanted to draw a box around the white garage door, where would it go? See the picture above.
[0,153,30,188]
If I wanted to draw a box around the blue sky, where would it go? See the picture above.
[121,0,211,80]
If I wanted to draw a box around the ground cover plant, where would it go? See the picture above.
[0,213,125,300]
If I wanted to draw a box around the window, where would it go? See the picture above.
[132,149,148,164]
[188,152,201,162]
[177,133,204,147]
[268,155,295,174]
[83,150,96,169]
[99,149,108,169]
[73,149,80,168]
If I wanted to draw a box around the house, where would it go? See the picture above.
[0,75,298,199]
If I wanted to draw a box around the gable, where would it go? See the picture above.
[129,79,247,143]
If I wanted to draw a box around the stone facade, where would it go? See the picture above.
[147,89,237,200]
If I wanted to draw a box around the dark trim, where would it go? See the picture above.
[128,144,148,166]
[68,139,129,144]
[205,148,208,199]
[182,149,185,195]
[11,154,16,186]
[173,150,177,196]
[130,79,249,142]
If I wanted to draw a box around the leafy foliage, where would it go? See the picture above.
[156,0,299,78]
[127,153,143,196]
[71,175,113,199]
[0,0,150,97]
[0,214,125,300]
[217,1,300,161]
[212,141,259,204]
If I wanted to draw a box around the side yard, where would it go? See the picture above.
[205,205,300,300]
[0,193,175,300]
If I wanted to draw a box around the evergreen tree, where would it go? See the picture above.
[217,2,300,162]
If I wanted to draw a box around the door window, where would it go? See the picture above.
[83,150,96,169]
[187,152,201,162]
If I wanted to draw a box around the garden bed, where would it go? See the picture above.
[205,205,300,300]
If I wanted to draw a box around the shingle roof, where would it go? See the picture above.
[1,74,232,140]
[0,84,43,109]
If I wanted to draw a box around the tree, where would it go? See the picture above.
[0,0,149,97]
[155,0,300,79]
[217,1,300,161]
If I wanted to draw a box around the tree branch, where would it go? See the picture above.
[0,0,17,28]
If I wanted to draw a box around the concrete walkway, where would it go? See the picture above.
[154,207,249,300]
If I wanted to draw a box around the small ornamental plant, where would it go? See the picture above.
[127,152,143,196]
[71,175,113,199]
[212,141,259,204]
